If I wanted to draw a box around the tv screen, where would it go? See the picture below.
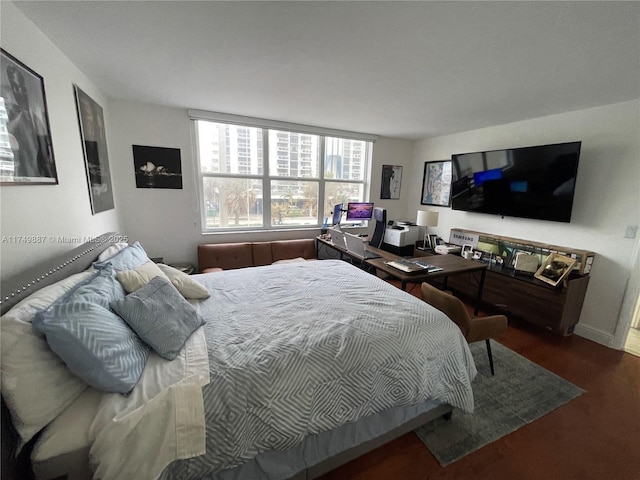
[451,141,581,223]
[345,202,374,221]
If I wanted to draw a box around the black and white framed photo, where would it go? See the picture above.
[132,145,182,189]
[421,160,452,206]
[0,49,57,185]
[380,164,402,199]
[74,85,114,214]
[429,234,439,250]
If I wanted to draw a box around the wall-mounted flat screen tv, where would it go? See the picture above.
[451,141,581,223]
[345,202,374,221]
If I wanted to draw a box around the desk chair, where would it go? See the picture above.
[370,207,386,248]
[420,282,507,375]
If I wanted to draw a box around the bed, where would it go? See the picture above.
[1,232,476,480]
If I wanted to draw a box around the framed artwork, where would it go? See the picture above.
[534,253,577,287]
[421,160,452,206]
[429,234,439,250]
[380,164,402,199]
[0,49,57,185]
[132,145,183,189]
[74,85,114,214]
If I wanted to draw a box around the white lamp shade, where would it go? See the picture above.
[416,210,439,227]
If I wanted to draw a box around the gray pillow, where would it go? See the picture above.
[33,266,150,394]
[111,276,205,361]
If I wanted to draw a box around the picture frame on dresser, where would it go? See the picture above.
[428,234,439,250]
[534,253,577,287]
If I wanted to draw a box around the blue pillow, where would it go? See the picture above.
[33,266,149,394]
[111,276,205,361]
[93,241,149,272]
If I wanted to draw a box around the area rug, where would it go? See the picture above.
[414,340,585,466]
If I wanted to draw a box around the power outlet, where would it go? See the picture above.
[624,225,638,239]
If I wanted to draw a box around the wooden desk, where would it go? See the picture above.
[316,235,396,264]
[366,254,488,315]
[317,235,488,315]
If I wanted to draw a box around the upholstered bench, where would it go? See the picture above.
[197,239,316,273]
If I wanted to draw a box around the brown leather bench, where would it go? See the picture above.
[197,239,316,273]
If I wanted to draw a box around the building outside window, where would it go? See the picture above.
[194,116,374,231]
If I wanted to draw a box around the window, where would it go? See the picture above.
[193,114,375,232]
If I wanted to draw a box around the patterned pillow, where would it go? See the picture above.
[111,276,205,361]
[93,241,149,272]
[33,266,150,394]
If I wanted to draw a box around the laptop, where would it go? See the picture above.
[330,227,348,249]
[386,259,443,273]
[344,232,381,259]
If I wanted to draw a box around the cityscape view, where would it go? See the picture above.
[197,121,370,229]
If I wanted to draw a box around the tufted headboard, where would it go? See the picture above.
[0,232,121,316]
[1,232,123,480]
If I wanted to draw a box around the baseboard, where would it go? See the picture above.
[573,323,613,347]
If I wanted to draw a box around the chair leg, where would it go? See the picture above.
[486,338,495,376]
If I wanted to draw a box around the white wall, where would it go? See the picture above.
[0,2,122,279]
[409,100,640,345]
[108,99,415,265]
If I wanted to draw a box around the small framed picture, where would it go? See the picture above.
[429,234,439,249]
[461,244,473,255]
[132,145,183,189]
[534,253,577,287]
[380,164,402,199]
[472,251,483,260]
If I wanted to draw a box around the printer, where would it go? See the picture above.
[383,221,420,248]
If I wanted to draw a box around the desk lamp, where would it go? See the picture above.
[416,210,439,250]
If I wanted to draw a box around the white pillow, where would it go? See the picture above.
[116,261,168,294]
[1,271,93,449]
[31,388,102,462]
[96,242,130,262]
[272,257,307,264]
[157,264,210,299]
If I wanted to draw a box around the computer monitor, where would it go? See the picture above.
[331,204,343,226]
[345,202,374,221]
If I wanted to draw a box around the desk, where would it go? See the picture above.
[366,254,488,315]
[316,235,396,265]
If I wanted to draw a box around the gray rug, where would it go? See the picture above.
[414,340,584,466]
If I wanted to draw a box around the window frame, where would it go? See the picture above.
[191,111,376,233]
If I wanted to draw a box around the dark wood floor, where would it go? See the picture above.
[319,281,640,480]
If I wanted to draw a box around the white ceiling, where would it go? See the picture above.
[12,1,640,140]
